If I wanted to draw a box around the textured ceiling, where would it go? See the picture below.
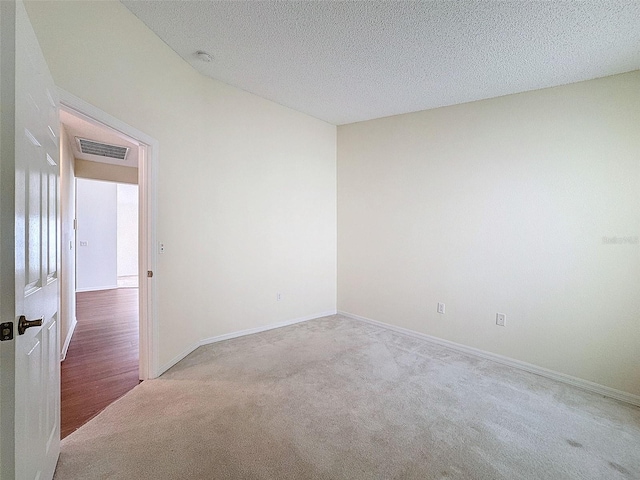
[60,109,139,167]
[121,1,640,125]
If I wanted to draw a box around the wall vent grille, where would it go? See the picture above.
[76,137,129,160]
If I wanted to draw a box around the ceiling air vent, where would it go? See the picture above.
[76,137,129,160]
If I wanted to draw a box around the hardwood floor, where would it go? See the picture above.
[61,288,139,439]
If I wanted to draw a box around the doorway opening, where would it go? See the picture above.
[57,94,157,438]
[63,177,139,438]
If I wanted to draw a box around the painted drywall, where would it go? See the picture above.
[117,183,138,278]
[338,71,640,397]
[75,178,118,292]
[75,158,137,185]
[24,1,337,369]
[59,124,76,356]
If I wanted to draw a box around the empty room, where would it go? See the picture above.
[1,1,638,479]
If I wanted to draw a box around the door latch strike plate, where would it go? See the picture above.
[1,322,13,341]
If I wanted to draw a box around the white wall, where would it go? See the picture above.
[338,71,640,397]
[117,183,138,278]
[76,178,117,292]
[59,124,76,355]
[25,1,337,370]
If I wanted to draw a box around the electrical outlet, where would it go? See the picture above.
[79,240,88,247]
[437,302,445,314]
[496,313,506,327]
[158,242,165,254]
[276,293,283,302]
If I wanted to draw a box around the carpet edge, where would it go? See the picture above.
[338,310,640,408]
[157,310,338,376]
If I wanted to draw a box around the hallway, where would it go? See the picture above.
[61,288,139,438]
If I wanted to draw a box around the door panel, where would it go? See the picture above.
[22,335,43,480]
[45,317,59,451]
[48,172,58,279]
[10,1,61,479]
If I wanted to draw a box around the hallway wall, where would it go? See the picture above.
[116,183,138,279]
[76,178,117,292]
[59,124,76,357]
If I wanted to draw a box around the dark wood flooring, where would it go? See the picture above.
[61,288,139,439]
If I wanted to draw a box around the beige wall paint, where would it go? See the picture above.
[338,72,640,397]
[74,158,138,185]
[25,1,337,369]
[59,124,76,356]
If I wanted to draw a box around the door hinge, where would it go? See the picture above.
[147,270,153,278]
[1,322,13,341]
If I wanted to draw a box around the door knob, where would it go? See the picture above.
[18,315,43,335]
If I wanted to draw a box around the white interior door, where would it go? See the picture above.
[0,1,61,479]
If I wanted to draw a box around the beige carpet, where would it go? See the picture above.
[54,315,640,479]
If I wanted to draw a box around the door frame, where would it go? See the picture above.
[58,89,159,380]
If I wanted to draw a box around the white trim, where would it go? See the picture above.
[199,310,337,347]
[338,310,640,408]
[58,90,157,147]
[58,88,159,380]
[159,342,201,378]
[139,142,159,379]
[158,310,337,375]
[60,316,77,361]
[75,285,118,293]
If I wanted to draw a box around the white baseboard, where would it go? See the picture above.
[60,316,78,361]
[158,310,337,376]
[158,342,201,377]
[338,310,640,408]
[76,285,118,293]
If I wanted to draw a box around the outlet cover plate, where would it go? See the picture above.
[496,313,506,326]
[437,302,445,314]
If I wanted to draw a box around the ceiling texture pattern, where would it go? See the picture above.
[121,1,640,125]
